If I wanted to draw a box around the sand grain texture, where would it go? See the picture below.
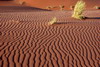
[0,6,100,67]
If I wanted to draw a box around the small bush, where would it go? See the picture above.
[94,6,100,9]
[70,6,75,10]
[19,1,26,5]
[46,6,53,10]
[48,17,57,25]
[59,5,65,10]
[72,0,86,19]
[46,6,50,10]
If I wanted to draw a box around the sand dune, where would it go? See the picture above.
[0,0,100,9]
[0,6,100,67]
[15,0,100,9]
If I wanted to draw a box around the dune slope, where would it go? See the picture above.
[18,0,100,9]
[0,0,100,9]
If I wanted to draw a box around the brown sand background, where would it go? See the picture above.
[0,6,100,67]
[0,0,100,67]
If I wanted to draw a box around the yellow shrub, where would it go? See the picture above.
[94,6,100,9]
[48,17,57,25]
[72,0,86,19]
[19,1,25,5]
[59,5,65,10]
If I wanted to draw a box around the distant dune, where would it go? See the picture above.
[22,0,100,9]
[0,0,100,9]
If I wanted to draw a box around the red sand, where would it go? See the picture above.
[0,0,100,9]
[22,0,100,9]
[0,6,100,67]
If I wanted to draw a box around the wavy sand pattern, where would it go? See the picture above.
[0,6,100,67]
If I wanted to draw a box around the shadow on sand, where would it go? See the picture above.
[55,22,79,24]
[86,17,100,19]
[0,6,51,13]
[54,17,100,24]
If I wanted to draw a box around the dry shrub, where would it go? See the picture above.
[72,0,86,19]
[48,17,57,25]
[59,5,65,10]
[94,6,100,9]
[46,6,53,10]
[19,1,26,5]
[70,6,75,10]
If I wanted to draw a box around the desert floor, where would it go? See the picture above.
[0,6,100,67]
